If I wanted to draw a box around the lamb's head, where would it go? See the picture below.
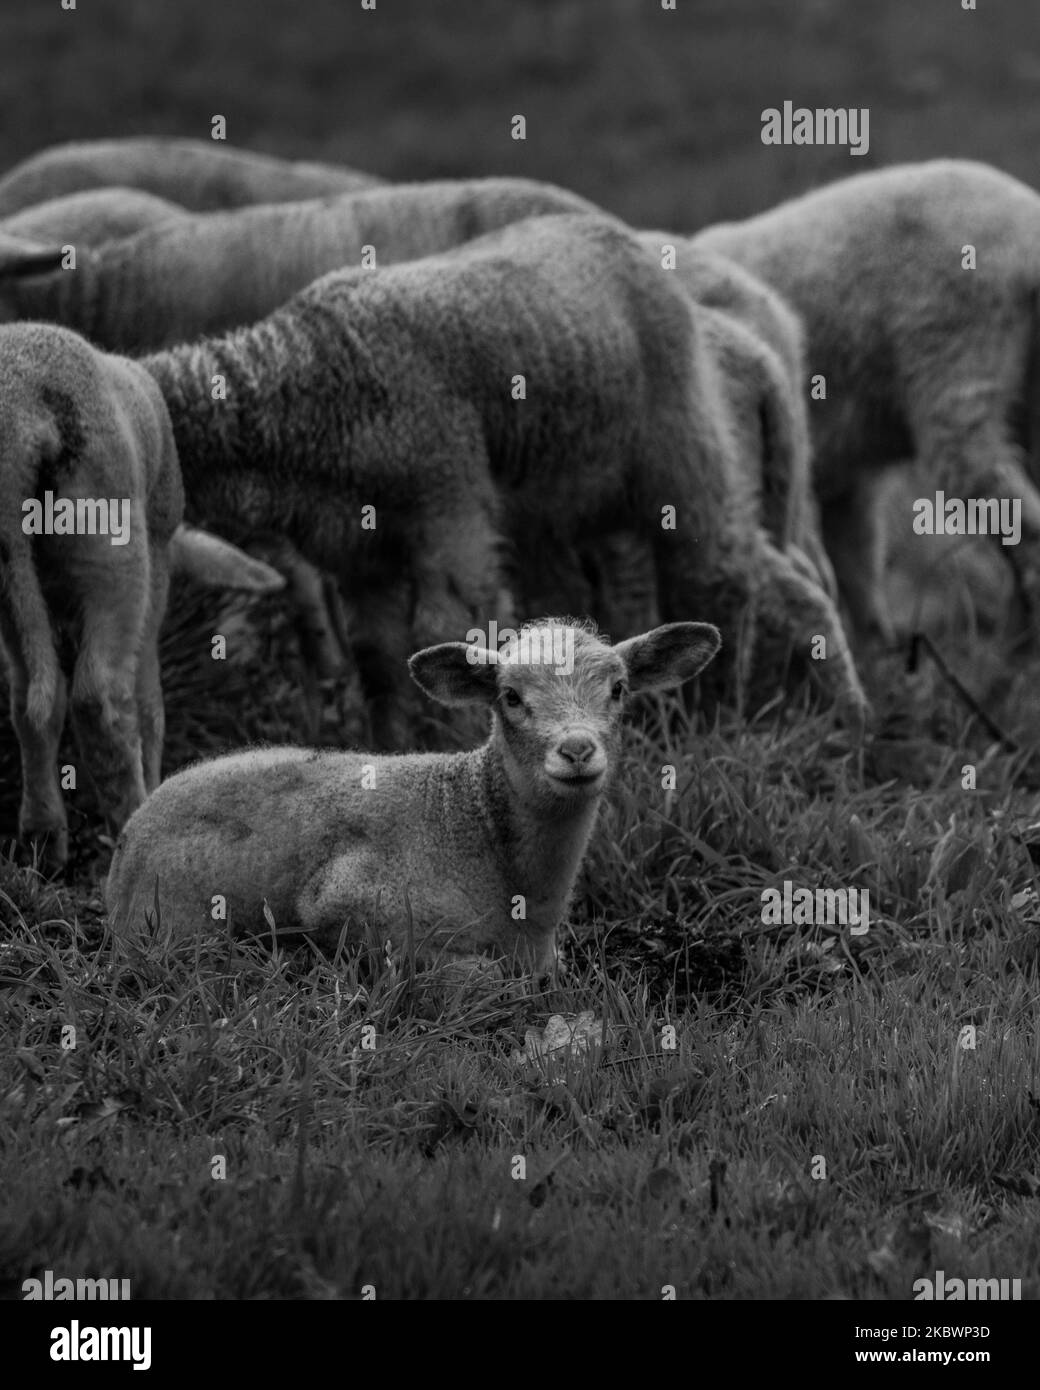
[410,618,722,810]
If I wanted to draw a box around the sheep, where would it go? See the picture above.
[649,239,864,714]
[528,235,865,726]
[0,179,603,689]
[0,177,601,352]
[0,137,379,217]
[125,211,865,745]
[0,321,284,871]
[1,187,189,246]
[640,239,836,590]
[690,158,1040,642]
[100,214,718,745]
[104,618,722,970]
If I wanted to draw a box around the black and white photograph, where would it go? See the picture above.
[1,0,1038,1346]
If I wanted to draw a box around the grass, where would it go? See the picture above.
[4,0,1040,1302]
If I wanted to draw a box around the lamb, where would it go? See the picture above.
[0,137,379,217]
[690,159,1040,641]
[0,177,601,351]
[0,322,284,871]
[104,618,722,970]
[1,187,189,246]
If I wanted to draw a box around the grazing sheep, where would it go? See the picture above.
[105,618,722,969]
[650,238,861,714]
[0,177,600,351]
[642,238,835,589]
[1,187,188,247]
[112,215,709,743]
[691,159,1040,641]
[0,137,378,217]
[0,322,283,870]
[530,235,865,726]
[129,212,863,743]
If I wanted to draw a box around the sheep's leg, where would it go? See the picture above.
[410,509,506,651]
[283,548,350,680]
[136,555,170,792]
[581,532,661,639]
[68,549,150,834]
[248,535,350,682]
[321,572,353,668]
[820,480,894,645]
[1,638,69,870]
[350,581,422,749]
[754,538,870,735]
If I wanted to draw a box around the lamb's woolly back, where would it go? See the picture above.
[0,177,603,349]
[104,618,721,968]
[140,211,713,574]
[695,158,1040,283]
[0,137,379,216]
[2,187,189,246]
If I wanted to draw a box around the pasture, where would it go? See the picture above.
[3,0,1040,1306]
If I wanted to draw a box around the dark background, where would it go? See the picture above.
[4,0,1040,229]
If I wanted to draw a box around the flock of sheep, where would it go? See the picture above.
[2,136,1039,971]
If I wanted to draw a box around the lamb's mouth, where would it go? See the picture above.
[547,770,605,789]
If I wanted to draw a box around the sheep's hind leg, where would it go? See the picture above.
[68,547,150,836]
[136,554,170,792]
[350,581,424,750]
[1,635,69,871]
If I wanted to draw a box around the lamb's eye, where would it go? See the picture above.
[611,681,625,701]
[503,687,523,709]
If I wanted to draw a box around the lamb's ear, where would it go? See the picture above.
[409,641,500,707]
[169,525,286,593]
[0,232,66,279]
[615,622,721,693]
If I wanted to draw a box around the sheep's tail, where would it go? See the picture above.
[0,511,60,729]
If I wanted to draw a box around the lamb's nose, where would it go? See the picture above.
[558,734,597,766]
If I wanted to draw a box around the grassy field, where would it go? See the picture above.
[3,0,1040,1303]
[4,636,1040,1300]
